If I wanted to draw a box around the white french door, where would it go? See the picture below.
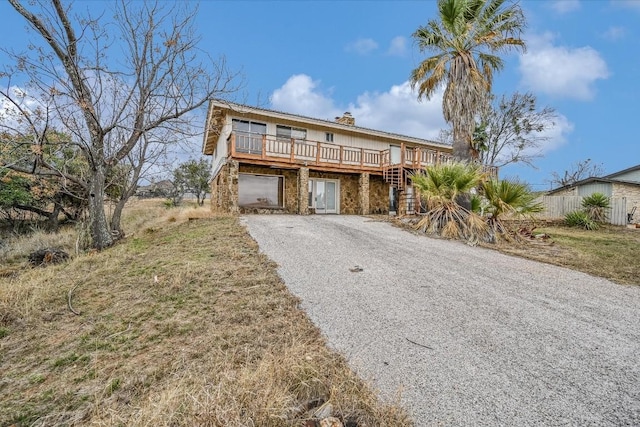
[309,179,339,214]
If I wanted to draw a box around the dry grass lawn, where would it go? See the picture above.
[0,201,411,426]
[492,223,640,285]
[386,216,639,286]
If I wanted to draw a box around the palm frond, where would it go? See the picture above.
[410,0,526,162]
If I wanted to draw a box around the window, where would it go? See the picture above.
[325,132,334,142]
[276,125,307,141]
[232,119,266,153]
[238,174,284,208]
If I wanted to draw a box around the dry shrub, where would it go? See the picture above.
[0,227,77,265]
[416,202,489,243]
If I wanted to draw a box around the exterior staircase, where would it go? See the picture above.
[383,165,420,215]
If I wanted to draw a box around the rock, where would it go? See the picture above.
[28,248,69,266]
[313,402,334,419]
[319,417,343,427]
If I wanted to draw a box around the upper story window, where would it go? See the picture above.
[325,132,334,142]
[232,119,266,135]
[232,119,266,153]
[276,125,307,141]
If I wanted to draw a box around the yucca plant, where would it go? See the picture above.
[581,192,610,223]
[411,162,489,242]
[565,210,599,230]
[481,179,543,239]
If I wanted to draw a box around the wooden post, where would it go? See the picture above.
[436,151,441,164]
[316,142,321,164]
[400,143,405,166]
[261,134,266,159]
[360,148,364,166]
[229,134,235,157]
[290,138,295,162]
[339,146,344,166]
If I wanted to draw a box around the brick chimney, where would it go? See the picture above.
[335,112,355,126]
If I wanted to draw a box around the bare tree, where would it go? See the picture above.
[549,159,605,188]
[0,0,239,249]
[478,92,558,168]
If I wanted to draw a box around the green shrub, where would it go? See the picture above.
[565,210,599,230]
[479,179,543,240]
[582,192,610,223]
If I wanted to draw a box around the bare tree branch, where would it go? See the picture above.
[1,0,241,249]
[477,92,558,169]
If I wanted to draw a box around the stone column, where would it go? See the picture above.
[209,175,219,213]
[359,172,370,215]
[227,160,239,214]
[298,167,309,215]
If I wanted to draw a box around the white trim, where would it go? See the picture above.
[308,178,340,214]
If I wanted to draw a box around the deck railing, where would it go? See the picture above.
[228,131,497,176]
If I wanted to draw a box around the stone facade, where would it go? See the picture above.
[358,173,370,215]
[297,167,309,215]
[612,183,640,215]
[308,171,358,214]
[209,160,239,214]
[369,175,390,214]
[211,163,390,215]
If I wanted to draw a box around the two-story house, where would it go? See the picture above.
[201,100,454,215]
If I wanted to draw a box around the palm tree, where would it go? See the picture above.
[410,0,526,162]
[411,163,489,242]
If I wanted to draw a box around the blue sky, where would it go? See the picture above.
[1,0,638,190]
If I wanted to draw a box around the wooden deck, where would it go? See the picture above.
[228,132,466,174]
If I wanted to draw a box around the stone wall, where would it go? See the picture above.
[298,167,309,215]
[369,175,389,214]
[210,163,390,215]
[309,171,359,214]
[358,173,370,215]
[209,160,239,214]
[612,183,640,214]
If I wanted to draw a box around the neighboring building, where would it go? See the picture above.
[135,179,175,198]
[547,164,640,223]
[201,100,457,215]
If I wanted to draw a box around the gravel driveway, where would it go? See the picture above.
[242,215,640,426]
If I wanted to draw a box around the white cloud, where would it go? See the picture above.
[601,26,626,41]
[549,0,580,14]
[269,73,575,166]
[0,86,45,130]
[348,82,446,140]
[387,36,407,56]
[344,38,378,55]
[270,73,446,140]
[270,74,342,120]
[531,113,574,155]
[519,33,609,100]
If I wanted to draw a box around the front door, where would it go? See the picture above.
[390,145,402,165]
[310,179,338,214]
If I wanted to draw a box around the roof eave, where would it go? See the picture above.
[208,100,451,150]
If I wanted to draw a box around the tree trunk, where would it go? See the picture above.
[48,202,61,231]
[452,126,476,163]
[110,197,127,240]
[88,165,114,250]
